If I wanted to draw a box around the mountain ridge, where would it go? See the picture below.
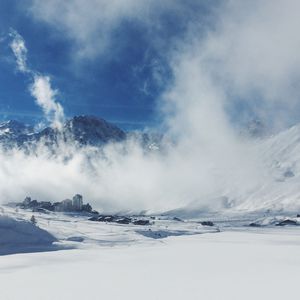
[0,115,126,150]
[0,115,163,155]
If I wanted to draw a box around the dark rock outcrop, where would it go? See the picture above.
[276,219,298,226]
[132,219,150,226]
[173,217,184,222]
[199,221,214,226]
[88,215,150,226]
[249,222,262,227]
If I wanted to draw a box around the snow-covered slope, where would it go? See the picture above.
[166,124,300,215]
[0,215,57,255]
[234,124,300,212]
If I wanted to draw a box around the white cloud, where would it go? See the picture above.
[197,0,300,128]
[9,30,65,128]
[9,29,29,73]
[30,75,65,128]
[28,0,151,58]
[27,0,192,59]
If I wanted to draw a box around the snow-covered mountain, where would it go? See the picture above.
[0,115,164,155]
[2,115,300,214]
[241,119,268,138]
[234,123,300,212]
[0,120,34,148]
[0,115,126,150]
[62,115,126,145]
[164,123,300,215]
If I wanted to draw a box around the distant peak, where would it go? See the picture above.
[67,115,111,125]
[0,120,24,127]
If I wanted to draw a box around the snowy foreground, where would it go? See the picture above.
[0,207,300,300]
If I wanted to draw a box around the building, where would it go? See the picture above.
[61,199,73,211]
[72,194,83,211]
[23,197,32,206]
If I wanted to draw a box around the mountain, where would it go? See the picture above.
[246,119,268,137]
[0,120,34,148]
[235,123,300,212]
[0,120,33,136]
[63,115,126,145]
[0,116,126,150]
[32,115,127,146]
[2,115,300,214]
[239,119,269,139]
[127,131,163,151]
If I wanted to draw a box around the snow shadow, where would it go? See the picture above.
[0,215,66,256]
[136,229,219,239]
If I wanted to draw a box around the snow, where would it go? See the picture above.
[0,206,218,249]
[0,215,57,255]
[0,128,11,135]
[0,206,299,299]
[0,229,299,300]
[234,124,300,212]
[249,215,300,226]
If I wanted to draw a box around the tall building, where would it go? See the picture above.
[61,199,73,211]
[72,194,83,211]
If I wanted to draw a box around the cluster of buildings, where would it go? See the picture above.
[19,194,93,213]
[58,194,84,212]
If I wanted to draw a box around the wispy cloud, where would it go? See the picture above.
[9,29,65,128]
[30,75,65,127]
[9,29,28,73]
[192,0,300,129]
[27,0,202,60]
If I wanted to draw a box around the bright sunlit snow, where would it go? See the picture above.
[0,206,299,300]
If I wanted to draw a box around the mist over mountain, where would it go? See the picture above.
[0,116,129,151]
[2,1,300,216]
[0,115,267,153]
[0,115,168,158]
[0,120,34,147]
[1,113,300,214]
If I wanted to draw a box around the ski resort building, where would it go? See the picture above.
[61,199,73,211]
[72,194,83,211]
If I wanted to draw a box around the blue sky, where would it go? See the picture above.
[2,1,300,133]
[0,0,218,130]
